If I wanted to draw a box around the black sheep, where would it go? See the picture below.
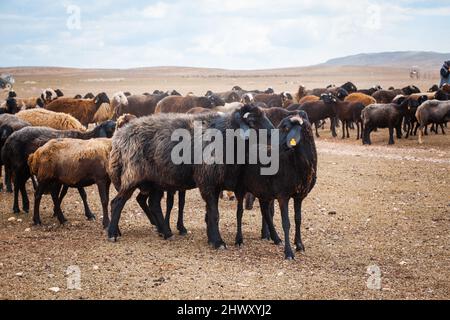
[1,121,116,215]
[0,114,31,192]
[236,111,317,259]
[288,93,338,138]
[107,105,275,249]
[362,96,416,145]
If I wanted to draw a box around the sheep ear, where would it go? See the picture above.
[235,111,251,140]
[287,126,302,148]
[290,115,304,125]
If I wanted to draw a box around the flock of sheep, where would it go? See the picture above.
[0,81,449,259]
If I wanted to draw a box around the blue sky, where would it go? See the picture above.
[1,0,449,69]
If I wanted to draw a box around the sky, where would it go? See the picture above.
[1,0,450,69]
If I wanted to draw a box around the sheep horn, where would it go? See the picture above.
[243,112,250,119]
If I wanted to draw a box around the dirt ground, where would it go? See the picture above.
[0,67,449,300]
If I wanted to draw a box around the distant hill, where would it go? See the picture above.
[324,51,450,69]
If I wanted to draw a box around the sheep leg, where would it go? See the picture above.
[363,126,372,145]
[31,176,38,191]
[108,189,136,241]
[51,185,67,225]
[294,197,305,252]
[97,181,110,229]
[440,124,446,135]
[56,185,69,217]
[260,200,275,241]
[177,191,187,236]
[331,118,337,138]
[19,177,29,214]
[314,122,320,138]
[12,175,21,214]
[149,190,173,240]
[414,123,420,136]
[78,187,96,221]
[418,125,424,144]
[388,127,395,145]
[356,122,361,140]
[346,121,350,138]
[260,199,281,245]
[136,193,159,229]
[235,192,245,247]
[341,120,345,139]
[4,167,12,193]
[165,191,175,235]
[405,121,410,139]
[279,198,294,260]
[32,182,46,225]
[244,193,255,210]
[396,124,402,139]
[204,191,226,249]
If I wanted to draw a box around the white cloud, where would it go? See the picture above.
[143,2,171,19]
[1,0,449,69]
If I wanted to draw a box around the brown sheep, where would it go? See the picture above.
[299,95,320,104]
[45,92,110,127]
[295,86,308,103]
[16,108,86,131]
[155,95,220,114]
[28,138,112,227]
[113,93,170,119]
[254,93,292,109]
[372,90,398,103]
[345,93,377,107]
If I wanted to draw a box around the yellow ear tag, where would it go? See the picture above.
[290,138,297,147]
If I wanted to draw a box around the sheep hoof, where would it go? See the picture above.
[108,237,118,243]
[285,255,295,261]
[178,228,188,236]
[210,241,227,250]
[296,245,305,252]
[273,238,283,246]
[165,235,175,241]
[87,215,96,221]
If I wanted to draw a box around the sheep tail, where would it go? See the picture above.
[108,143,123,191]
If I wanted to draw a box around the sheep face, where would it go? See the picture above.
[281,92,293,102]
[278,111,310,151]
[341,82,358,93]
[6,98,19,114]
[241,93,255,104]
[8,91,17,98]
[320,93,337,104]
[84,93,95,99]
[95,120,116,138]
[54,89,64,97]
[336,88,349,100]
[36,98,45,108]
[265,87,274,94]
[208,94,225,107]
[428,85,439,92]
[94,92,111,106]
